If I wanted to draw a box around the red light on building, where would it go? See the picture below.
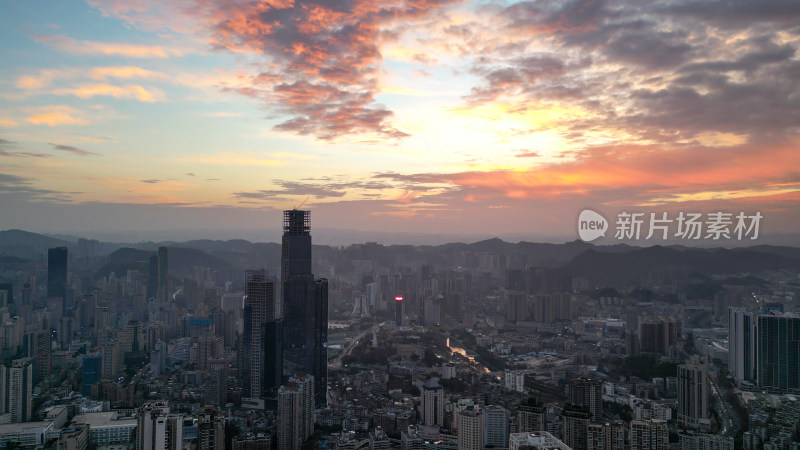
[395,296,403,302]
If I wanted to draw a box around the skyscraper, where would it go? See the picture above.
[81,353,102,397]
[728,308,756,385]
[422,378,444,427]
[677,355,709,430]
[517,398,546,433]
[629,419,668,450]
[156,247,169,304]
[0,359,34,423]
[278,374,314,450]
[243,269,280,399]
[197,405,225,450]
[395,295,403,326]
[281,209,327,406]
[47,247,68,304]
[457,406,484,450]
[756,312,800,392]
[568,377,604,421]
[560,405,591,450]
[147,253,159,301]
[483,405,510,448]
[137,401,183,450]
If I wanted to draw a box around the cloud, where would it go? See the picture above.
[514,150,540,158]
[0,118,19,127]
[34,35,185,58]
[233,178,395,201]
[89,66,164,80]
[26,106,89,126]
[100,0,461,140]
[140,179,162,184]
[0,172,75,202]
[0,138,51,158]
[49,143,100,156]
[53,83,165,102]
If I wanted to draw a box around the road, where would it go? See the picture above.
[709,369,739,438]
[329,321,384,368]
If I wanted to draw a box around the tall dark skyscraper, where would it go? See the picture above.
[47,247,68,303]
[281,210,328,406]
[147,253,158,301]
[156,246,169,304]
[243,269,281,399]
[395,295,403,326]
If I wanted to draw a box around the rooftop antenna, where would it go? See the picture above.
[293,196,310,210]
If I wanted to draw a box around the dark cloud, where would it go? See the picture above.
[48,143,100,156]
[515,150,540,158]
[140,179,161,184]
[0,138,52,158]
[462,0,800,145]
[233,178,395,200]
[186,172,195,177]
[0,172,75,202]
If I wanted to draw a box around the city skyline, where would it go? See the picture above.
[1,0,799,241]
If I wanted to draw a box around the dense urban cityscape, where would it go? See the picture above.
[0,209,797,449]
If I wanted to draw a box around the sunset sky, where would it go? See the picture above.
[1,0,799,243]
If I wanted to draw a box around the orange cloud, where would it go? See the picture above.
[0,118,19,127]
[26,106,89,126]
[89,66,164,80]
[35,35,184,58]
[53,83,165,102]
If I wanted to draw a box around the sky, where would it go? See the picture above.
[1,0,799,244]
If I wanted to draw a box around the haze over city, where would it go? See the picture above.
[1,0,799,243]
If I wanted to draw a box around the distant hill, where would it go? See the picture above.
[561,245,800,286]
[0,229,69,259]
[96,246,235,279]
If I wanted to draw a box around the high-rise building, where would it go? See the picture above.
[483,405,509,448]
[156,247,169,304]
[728,308,756,385]
[26,329,51,384]
[587,421,625,450]
[281,210,327,406]
[278,374,314,450]
[242,269,280,399]
[638,318,677,354]
[421,378,444,427]
[517,398,546,433]
[401,426,425,450]
[81,353,102,397]
[679,432,734,450]
[0,283,12,310]
[395,295,403,326]
[197,405,225,450]
[233,435,272,449]
[509,432,571,450]
[457,406,484,450]
[677,355,709,430]
[314,277,328,407]
[756,312,800,392]
[0,358,33,423]
[561,405,591,450]
[101,341,122,381]
[568,377,604,421]
[147,254,159,301]
[137,401,183,450]
[629,419,668,450]
[48,247,68,304]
